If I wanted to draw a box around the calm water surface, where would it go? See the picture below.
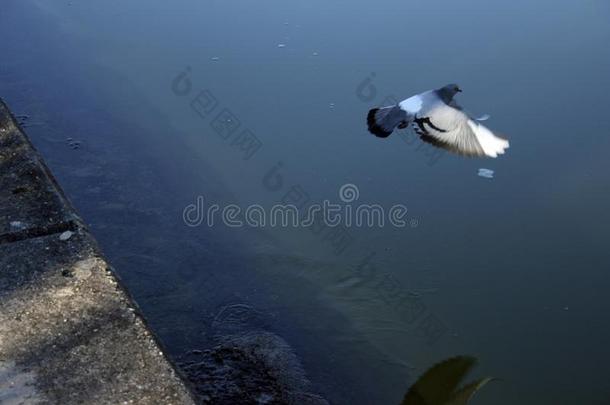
[2,0,610,403]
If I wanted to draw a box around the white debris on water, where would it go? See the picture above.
[312,51,319,56]
[59,231,73,241]
[277,43,286,48]
[329,103,335,109]
[478,168,494,179]
[9,221,26,231]
[211,56,220,61]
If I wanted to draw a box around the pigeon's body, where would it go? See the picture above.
[367,84,509,158]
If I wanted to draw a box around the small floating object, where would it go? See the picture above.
[477,168,494,179]
[211,56,220,61]
[329,103,335,109]
[277,43,286,48]
[475,114,491,121]
[59,231,73,241]
[312,51,319,56]
[9,221,26,231]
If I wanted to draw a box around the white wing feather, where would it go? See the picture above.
[415,102,509,158]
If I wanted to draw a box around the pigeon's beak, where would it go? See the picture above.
[456,87,462,93]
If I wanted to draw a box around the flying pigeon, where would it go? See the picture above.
[367,84,509,158]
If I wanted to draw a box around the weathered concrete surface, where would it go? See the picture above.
[0,102,79,243]
[0,98,195,404]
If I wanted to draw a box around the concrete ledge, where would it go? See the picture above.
[0,99,195,404]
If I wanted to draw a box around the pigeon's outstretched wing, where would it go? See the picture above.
[412,99,509,158]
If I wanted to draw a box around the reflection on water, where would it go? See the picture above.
[2,0,610,403]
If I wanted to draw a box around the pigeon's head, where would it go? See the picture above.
[438,83,462,102]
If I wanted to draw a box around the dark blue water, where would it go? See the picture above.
[2,0,610,403]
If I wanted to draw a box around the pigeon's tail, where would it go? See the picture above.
[367,106,406,138]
